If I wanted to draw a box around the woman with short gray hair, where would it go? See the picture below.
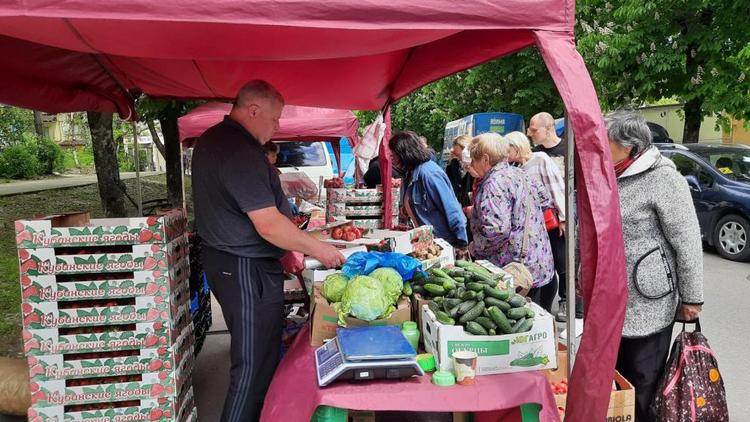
[607,111,704,422]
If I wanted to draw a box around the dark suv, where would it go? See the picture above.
[656,143,750,261]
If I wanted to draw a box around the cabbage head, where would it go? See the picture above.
[334,275,395,326]
[368,267,403,302]
[322,272,349,303]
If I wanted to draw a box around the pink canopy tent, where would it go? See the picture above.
[178,103,360,173]
[0,1,627,420]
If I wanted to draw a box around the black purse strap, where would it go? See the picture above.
[677,318,701,332]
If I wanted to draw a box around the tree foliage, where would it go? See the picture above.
[0,106,35,147]
[357,48,564,150]
[576,0,750,142]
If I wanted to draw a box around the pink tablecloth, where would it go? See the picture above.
[260,325,560,422]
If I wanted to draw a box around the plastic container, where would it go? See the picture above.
[311,405,348,422]
[416,353,436,372]
[432,370,455,387]
[401,321,420,351]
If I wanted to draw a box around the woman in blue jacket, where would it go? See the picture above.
[389,131,468,252]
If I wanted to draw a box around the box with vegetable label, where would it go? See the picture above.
[421,302,556,375]
[15,209,187,249]
[366,225,433,254]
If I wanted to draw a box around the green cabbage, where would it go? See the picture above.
[368,267,404,302]
[334,275,395,326]
[322,272,349,303]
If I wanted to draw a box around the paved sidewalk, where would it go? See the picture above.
[0,172,163,196]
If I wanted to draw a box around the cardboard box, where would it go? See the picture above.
[17,234,189,277]
[367,226,434,254]
[421,302,556,375]
[15,209,187,249]
[415,238,454,270]
[326,187,400,204]
[310,283,412,346]
[544,350,635,421]
[348,217,399,230]
[327,202,399,217]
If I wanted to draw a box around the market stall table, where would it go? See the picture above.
[261,325,560,422]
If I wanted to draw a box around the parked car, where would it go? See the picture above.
[276,141,335,195]
[656,143,750,261]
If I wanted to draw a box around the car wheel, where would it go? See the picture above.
[714,214,750,262]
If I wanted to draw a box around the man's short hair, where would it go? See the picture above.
[530,112,555,128]
[234,80,285,108]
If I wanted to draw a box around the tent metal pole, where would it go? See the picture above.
[564,113,577,377]
[132,120,143,216]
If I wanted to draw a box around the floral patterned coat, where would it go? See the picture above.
[470,161,555,287]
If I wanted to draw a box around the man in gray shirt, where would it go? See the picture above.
[192,80,344,422]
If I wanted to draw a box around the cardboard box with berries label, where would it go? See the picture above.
[20,258,190,304]
[326,202,400,218]
[21,293,190,330]
[326,187,400,204]
[22,304,191,356]
[28,393,190,422]
[15,209,187,249]
[27,319,195,382]
[17,235,189,277]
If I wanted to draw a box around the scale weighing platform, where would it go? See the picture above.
[315,325,424,387]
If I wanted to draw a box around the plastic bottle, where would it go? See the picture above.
[401,321,420,351]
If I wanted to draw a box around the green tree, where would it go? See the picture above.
[138,98,202,207]
[576,0,750,143]
[0,106,35,146]
[357,48,564,151]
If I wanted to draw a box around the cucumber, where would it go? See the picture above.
[475,316,497,331]
[511,317,527,333]
[484,285,510,300]
[448,305,461,319]
[435,311,455,325]
[455,287,466,298]
[427,301,441,314]
[431,268,453,280]
[465,321,488,335]
[482,308,490,317]
[412,285,425,295]
[459,301,485,324]
[460,290,477,301]
[526,308,536,319]
[447,268,466,278]
[508,294,527,308]
[507,307,528,320]
[456,300,477,315]
[402,282,412,296]
[444,298,463,310]
[517,318,534,333]
[488,328,497,335]
[433,296,445,305]
[413,271,426,281]
[466,282,484,292]
[446,288,456,298]
[475,291,485,302]
[488,306,513,334]
[424,283,446,296]
[442,278,457,291]
[461,273,474,283]
[453,277,465,283]
[485,297,511,312]
[466,265,492,278]
[455,260,473,268]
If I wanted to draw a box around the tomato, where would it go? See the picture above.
[343,232,356,242]
[331,228,343,240]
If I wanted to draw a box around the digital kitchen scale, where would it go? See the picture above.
[315,325,424,387]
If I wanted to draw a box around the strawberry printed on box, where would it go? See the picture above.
[21,258,190,304]
[18,236,188,277]
[326,202,400,218]
[27,391,191,422]
[15,209,187,249]
[326,187,400,204]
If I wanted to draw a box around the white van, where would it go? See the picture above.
[276,141,334,198]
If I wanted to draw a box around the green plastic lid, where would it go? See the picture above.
[402,321,418,330]
[432,370,455,386]
[416,353,436,372]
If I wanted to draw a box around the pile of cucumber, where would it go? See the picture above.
[412,260,535,336]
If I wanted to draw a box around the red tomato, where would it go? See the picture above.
[331,228,343,240]
[343,232,356,242]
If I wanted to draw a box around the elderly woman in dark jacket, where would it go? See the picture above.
[607,111,704,422]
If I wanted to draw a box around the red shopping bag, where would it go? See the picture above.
[652,320,728,421]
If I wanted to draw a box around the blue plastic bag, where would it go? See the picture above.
[341,251,423,280]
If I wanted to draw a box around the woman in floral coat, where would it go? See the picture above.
[468,133,557,311]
